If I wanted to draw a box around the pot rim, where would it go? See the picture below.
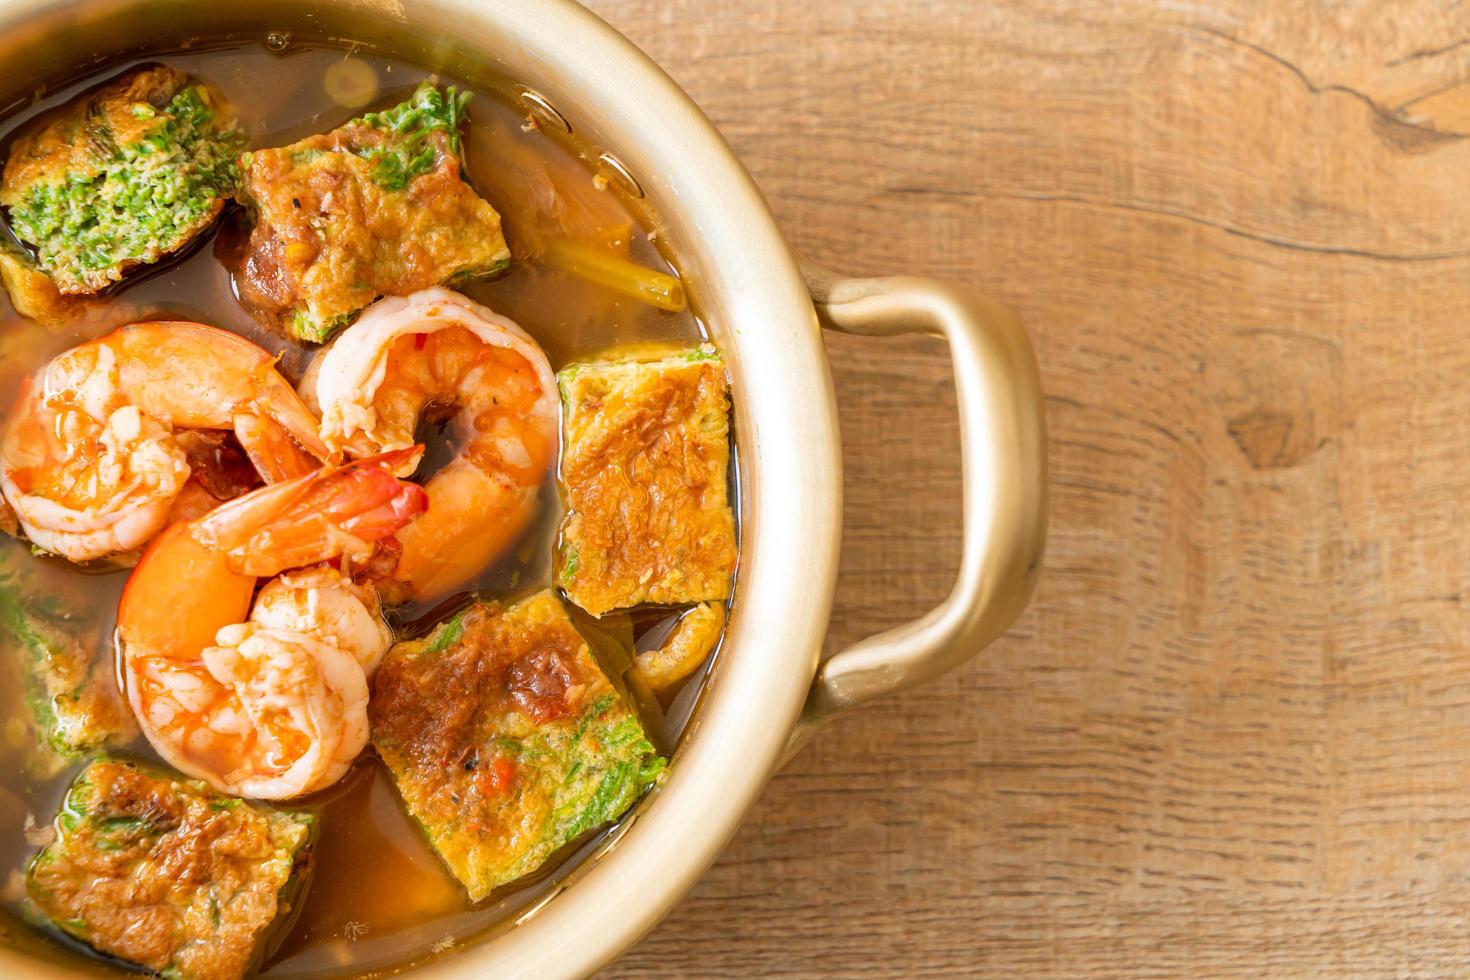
[0,0,845,977]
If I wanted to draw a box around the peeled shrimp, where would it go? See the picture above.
[1,321,330,563]
[117,451,426,799]
[304,288,557,602]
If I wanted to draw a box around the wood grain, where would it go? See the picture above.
[583,1,1470,976]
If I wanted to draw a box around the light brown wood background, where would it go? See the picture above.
[586,1,1470,976]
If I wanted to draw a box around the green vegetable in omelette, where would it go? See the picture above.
[355,82,471,191]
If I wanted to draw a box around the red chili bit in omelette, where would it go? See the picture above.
[477,757,517,799]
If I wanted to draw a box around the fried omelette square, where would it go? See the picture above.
[0,248,89,328]
[234,81,510,342]
[0,543,136,772]
[556,345,737,616]
[0,66,244,295]
[371,590,666,900]
[26,758,314,980]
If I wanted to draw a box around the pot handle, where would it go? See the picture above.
[784,260,1048,761]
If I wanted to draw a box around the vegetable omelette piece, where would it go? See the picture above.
[0,547,135,769]
[0,630,55,778]
[0,248,88,328]
[0,66,245,295]
[235,81,511,343]
[633,602,725,695]
[371,590,667,900]
[26,758,315,980]
[557,344,737,616]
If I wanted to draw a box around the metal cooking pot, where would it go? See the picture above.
[0,0,1047,975]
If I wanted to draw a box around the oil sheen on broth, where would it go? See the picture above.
[0,37,721,978]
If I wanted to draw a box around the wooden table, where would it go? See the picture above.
[589,2,1470,975]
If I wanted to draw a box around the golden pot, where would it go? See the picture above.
[0,0,1048,975]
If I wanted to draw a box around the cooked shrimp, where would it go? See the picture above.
[305,287,557,602]
[118,450,427,799]
[251,566,394,675]
[1,321,330,563]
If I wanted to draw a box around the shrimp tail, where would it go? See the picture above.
[233,411,322,482]
[309,448,427,541]
[195,448,428,577]
[249,358,334,466]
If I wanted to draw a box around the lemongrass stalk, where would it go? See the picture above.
[541,237,687,312]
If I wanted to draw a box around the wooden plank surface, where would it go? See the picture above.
[586,1,1470,976]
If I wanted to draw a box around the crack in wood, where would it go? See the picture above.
[1192,25,1468,145]
[1386,37,1470,68]
[884,186,1470,263]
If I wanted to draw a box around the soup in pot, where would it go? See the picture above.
[0,33,738,979]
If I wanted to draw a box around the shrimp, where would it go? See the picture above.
[117,450,427,799]
[0,321,330,563]
[305,287,557,602]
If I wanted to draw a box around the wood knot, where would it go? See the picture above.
[1208,329,1340,471]
[1226,409,1307,469]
